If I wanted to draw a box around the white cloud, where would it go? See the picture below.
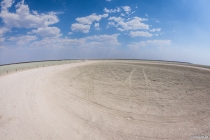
[128,40,171,49]
[0,0,14,11]
[107,21,117,28]
[128,41,146,49]
[0,46,6,49]
[108,16,149,31]
[75,13,108,25]
[0,0,59,28]
[108,21,116,26]
[30,34,120,48]
[30,27,62,38]
[117,28,124,31]
[121,13,125,17]
[122,6,131,14]
[71,13,108,33]
[106,0,111,2]
[146,40,171,46]
[85,34,120,47]
[0,37,5,42]
[108,16,123,22]
[150,28,161,32]
[68,32,73,35]
[71,23,90,33]
[131,11,136,15]
[94,23,100,30]
[103,7,121,13]
[104,8,110,13]
[129,31,153,37]
[103,6,131,14]
[0,27,9,36]
[8,35,37,45]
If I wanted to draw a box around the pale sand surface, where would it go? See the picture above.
[0,60,210,140]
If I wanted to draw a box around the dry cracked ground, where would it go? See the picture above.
[0,61,210,140]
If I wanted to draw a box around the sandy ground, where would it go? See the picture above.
[0,61,210,140]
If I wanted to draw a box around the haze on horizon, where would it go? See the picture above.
[0,0,210,65]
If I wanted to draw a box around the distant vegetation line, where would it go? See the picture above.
[0,59,83,66]
[0,60,82,75]
[0,58,191,66]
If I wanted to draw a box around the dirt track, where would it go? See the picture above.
[0,61,210,140]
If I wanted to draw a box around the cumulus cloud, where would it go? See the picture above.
[129,31,153,37]
[94,23,100,30]
[71,23,90,33]
[0,0,59,29]
[0,27,10,42]
[30,27,62,38]
[75,13,108,25]
[108,16,149,31]
[150,28,161,32]
[0,0,14,11]
[108,17,122,22]
[104,7,121,13]
[104,8,110,13]
[128,40,171,49]
[0,37,5,42]
[71,13,108,33]
[0,27,9,36]
[107,21,117,28]
[122,6,131,14]
[8,35,37,45]
[121,13,125,17]
[104,6,131,15]
[0,0,166,52]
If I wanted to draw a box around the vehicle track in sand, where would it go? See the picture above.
[1,60,210,140]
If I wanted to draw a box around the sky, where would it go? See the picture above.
[0,0,210,65]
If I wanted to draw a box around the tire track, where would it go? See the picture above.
[108,66,120,80]
[87,74,96,103]
[43,61,210,139]
[108,66,141,94]
[142,69,152,87]
[124,68,135,88]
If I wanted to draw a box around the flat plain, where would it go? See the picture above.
[0,60,210,140]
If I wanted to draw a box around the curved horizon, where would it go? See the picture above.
[0,0,210,65]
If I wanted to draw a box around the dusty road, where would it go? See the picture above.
[0,61,210,140]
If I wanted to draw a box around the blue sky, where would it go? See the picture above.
[0,0,210,65]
